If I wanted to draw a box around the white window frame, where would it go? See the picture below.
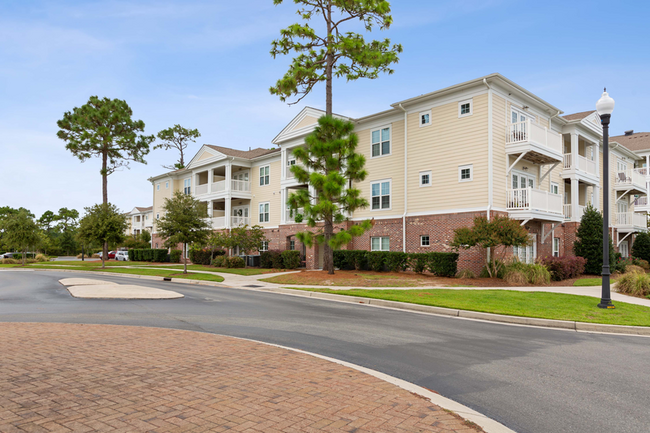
[156,184,160,191]
[156,213,159,219]
[419,110,431,127]
[259,165,270,186]
[458,99,473,118]
[419,171,432,187]
[458,164,473,182]
[260,240,269,252]
[183,178,191,194]
[370,125,391,158]
[289,240,295,250]
[259,202,270,223]
[553,237,560,257]
[420,235,430,247]
[550,182,559,195]
[371,236,390,252]
[165,181,169,189]
[370,179,392,211]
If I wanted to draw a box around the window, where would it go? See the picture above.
[165,181,169,189]
[620,240,629,258]
[259,202,270,223]
[550,182,559,195]
[155,243,158,248]
[420,235,430,247]
[371,236,390,251]
[260,241,269,252]
[371,180,391,210]
[458,164,473,182]
[259,165,270,186]
[183,178,191,194]
[371,127,390,157]
[553,238,560,257]
[156,184,160,191]
[514,234,537,264]
[419,171,432,187]
[419,110,431,127]
[156,213,159,219]
[290,240,295,250]
[458,99,473,118]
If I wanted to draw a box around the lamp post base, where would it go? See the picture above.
[597,300,615,309]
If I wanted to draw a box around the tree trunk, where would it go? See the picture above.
[323,219,334,274]
[22,246,26,266]
[102,151,109,267]
[183,243,187,274]
[322,0,334,274]
[101,247,105,269]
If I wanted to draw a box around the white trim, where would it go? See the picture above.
[550,181,560,195]
[458,99,473,118]
[553,237,560,257]
[371,236,390,252]
[420,235,430,247]
[258,201,270,223]
[183,177,191,194]
[370,125,392,158]
[458,164,473,182]
[165,181,169,189]
[259,165,270,186]
[156,183,160,191]
[419,170,432,187]
[419,110,431,127]
[350,206,506,221]
[370,179,392,211]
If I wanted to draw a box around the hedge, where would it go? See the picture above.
[128,249,168,262]
[227,256,246,268]
[281,250,301,269]
[260,250,302,269]
[170,249,182,263]
[189,248,225,265]
[333,250,458,277]
[539,256,586,281]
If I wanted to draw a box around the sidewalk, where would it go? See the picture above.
[0,323,486,433]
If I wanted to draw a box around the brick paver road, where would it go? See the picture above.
[0,323,480,432]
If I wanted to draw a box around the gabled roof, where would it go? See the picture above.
[611,132,650,152]
[562,110,596,121]
[205,145,280,159]
[135,206,152,212]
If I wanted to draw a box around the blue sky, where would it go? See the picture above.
[1,0,648,218]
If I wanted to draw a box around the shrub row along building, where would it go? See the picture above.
[146,73,650,273]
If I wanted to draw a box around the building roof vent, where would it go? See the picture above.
[625,130,634,136]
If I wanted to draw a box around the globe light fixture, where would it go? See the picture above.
[596,88,615,309]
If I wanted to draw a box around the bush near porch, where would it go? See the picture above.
[333,250,458,278]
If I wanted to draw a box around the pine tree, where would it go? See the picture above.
[574,204,616,274]
[631,232,650,263]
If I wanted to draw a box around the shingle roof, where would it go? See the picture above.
[611,132,650,152]
[206,145,280,159]
[134,206,152,212]
[562,110,596,121]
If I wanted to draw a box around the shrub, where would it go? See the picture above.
[574,204,616,274]
[367,251,387,272]
[260,250,283,269]
[539,256,586,281]
[502,261,550,285]
[408,253,428,274]
[227,256,245,268]
[170,249,182,263]
[333,250,354,270]
[385,252,408,272]
[281,250,301,269]
[625,265,646,275]
[0,258,18,264]
[456,269,475,279]
[637,259,650,271]
[212,256,226,267]
[617,271,650,297]
[615,256,646,274]
[34,254,48,262]
[527,264,551,285]
[128,249,168,262]
[427,252,459,277]
[189,248,213,265]
[632,232,650,263]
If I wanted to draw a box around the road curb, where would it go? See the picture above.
[7,268,650,336]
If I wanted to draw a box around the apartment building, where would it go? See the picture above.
[125,206,153,237]
[148,73,649,272]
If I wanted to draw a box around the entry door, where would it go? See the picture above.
[512,173,535,190]
[232,206,249,218]
[620,241,629,258]
[618,202,628,224]
[234,172,249,181]
[514,234,537,264]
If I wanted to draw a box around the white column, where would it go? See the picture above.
[208,169,213,194]
[207,200,213,218]
[225,198,232,228]
[595,143,600,176]
[281,148,286,180]
[225,162,232,192]
[571,133,579,171]
[571,178,579,222]
[594,185,601,211]
[280,188,286,224]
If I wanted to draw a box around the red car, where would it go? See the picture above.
[98,251,116,260]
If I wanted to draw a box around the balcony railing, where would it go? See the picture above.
[285,208,304,223]
[195,184,209,195]
[231,216,251,227]
[505,120,563,155]
[507,188,563,214]
[634,196,648,209]
[210,216,226,229]
[615,168,647,189]
[615,212,647,230]
[563,154,598,176]
[563,204,585,221]
[206,180,252,194]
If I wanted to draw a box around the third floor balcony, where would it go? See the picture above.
[506,120,563,164]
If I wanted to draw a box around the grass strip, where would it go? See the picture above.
[22,265,225,283]
[139,264,267,276]
[287,287,650,327]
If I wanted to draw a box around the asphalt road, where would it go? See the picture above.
[1,270,649,433]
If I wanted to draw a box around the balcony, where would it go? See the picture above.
[209,216,226,229]
[563,204,585,221]
[634,196,649,213]
[196,179,252,196]
[231,216,251,227]
[615,212,648,233]
[614,168,647,194]
[563,153,598,179]
[285,208,304,224]
[507,188,564,222]
[505,120,563,164]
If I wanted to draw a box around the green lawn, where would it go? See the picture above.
[573,277,620,287]
[289,288,650,327]
[18,265,225,283]
[139,264,268,276]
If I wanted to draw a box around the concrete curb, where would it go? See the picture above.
[5,268,650,336]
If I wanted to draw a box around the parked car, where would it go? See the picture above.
[97,251,117,260]
[0,253,13,259]
[115,251,129,261]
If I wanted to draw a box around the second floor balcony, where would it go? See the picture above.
[563,153,598,178]
[615,212,648,233]
[195,178,252,196]
[614,168,647,195]
[506,120,563,164]
[633,196,650,213]
[507,188,564,222]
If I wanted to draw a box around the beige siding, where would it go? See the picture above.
[153,177,174,232]
[405,94,489,213]
[492,94,507,206]
[198,151,213,162]
[251,160,281,226]
[353,119,405,218]
[292,116,318,131]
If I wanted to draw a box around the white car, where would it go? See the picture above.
[115,251,129,261]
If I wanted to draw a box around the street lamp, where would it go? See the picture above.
[596,88,615,309]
